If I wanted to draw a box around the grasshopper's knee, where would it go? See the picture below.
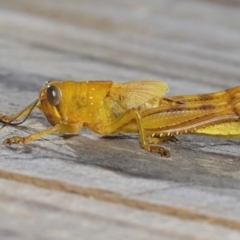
[233,102,240,116]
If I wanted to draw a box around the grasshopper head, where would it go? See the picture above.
[39,81,65,126]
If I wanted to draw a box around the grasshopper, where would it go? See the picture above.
[0,80,240,157]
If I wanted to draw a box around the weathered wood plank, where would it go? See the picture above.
[1,178,240,240]
[0,0,240,239]
[0,0,240,90]
[0,52,240,239]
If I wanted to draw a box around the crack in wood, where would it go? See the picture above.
[0,169,239,231]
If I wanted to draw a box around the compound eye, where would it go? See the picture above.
[46,85,61,106]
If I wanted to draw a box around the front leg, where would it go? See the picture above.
[3,123,83,144]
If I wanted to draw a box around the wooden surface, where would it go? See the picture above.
[0,0,240,239]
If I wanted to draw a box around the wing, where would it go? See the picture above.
[104,80,168,120]
[107,80,168,108]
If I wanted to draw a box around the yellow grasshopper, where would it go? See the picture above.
[0,80,240,157]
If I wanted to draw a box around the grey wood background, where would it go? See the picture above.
[0,0,240,239]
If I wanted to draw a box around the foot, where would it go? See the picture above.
[149,145,171,157]
[3,136,26,145]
